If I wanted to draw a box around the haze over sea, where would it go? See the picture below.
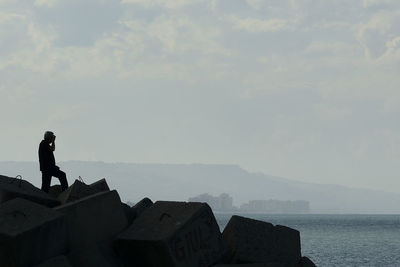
[216,213,400,267]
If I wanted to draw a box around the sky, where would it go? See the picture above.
[1,0,400,192]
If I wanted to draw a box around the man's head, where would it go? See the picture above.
[44,131,55,142]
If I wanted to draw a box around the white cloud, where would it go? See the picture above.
[0,12,25,24]
[34,0,60,8]
[227,16,289,33]
[246,0,263,10]
[121,16,230,56]
[357,10,400,60]
[121,0,203,9]
[305,41,360,56]
[362,0,396,8]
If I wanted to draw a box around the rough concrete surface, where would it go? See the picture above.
[57,179,97,204]
[222,216,301,266]
[0,175,60,207]
[0,198,68,267]
[34,255,72,267]
[89,178,110,192]
[55,190,128,250]
[116,201,226,267]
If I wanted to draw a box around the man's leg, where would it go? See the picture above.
[52,169,69,191]
[41,172,52,193]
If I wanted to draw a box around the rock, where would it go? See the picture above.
[55,190,128,250]
[222,215,301,266]
[115,201,226,267]
[49,185,63,199]
[298,256,316,267]
[89,178,110,192]
[213,264,283,267]
[121,202,136,225]
[0,174,60,207]
[0,198,68,267]
[57,180,97,204]
[35,255,73,267]
[67,241,123,267]
[131,197,153,218]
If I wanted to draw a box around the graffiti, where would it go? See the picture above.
[171,224,204,261]
[169,210,218,264]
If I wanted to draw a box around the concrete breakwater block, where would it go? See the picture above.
[222,216,301,266]
[89,178,110,192]
[132,197,153,219]
[67,241,123,267]
[116,201,226,267]
[0,175,60,207]
[34,256,72,267]
[298,256,316,267]
[57,180,97,204]
[213,264,283,267]
[55,190,128,250]
[121,202,136,225]
[58,178,111,205]
[0,198,68,267]
[48,185,63,199]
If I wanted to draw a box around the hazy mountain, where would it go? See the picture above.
[1,161,399,213]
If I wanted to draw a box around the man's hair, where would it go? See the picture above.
[44,131,54,140]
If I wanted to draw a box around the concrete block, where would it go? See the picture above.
[0,198,68,267]
[122,202,136,225]
[49,185,63,199]
[57,180,97,204]
[67,241,123,267]
[213,264,283,267]
[89,178,110,192]
[132,197,153,218]
[35,256,72,267]
[222,216,301,266]
[298,256,316,267]
[0,174,60,207]
[55,190,128,250]
[116,201,226,267]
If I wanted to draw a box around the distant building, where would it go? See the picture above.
[188,193,233,211]
[188,193,310,213]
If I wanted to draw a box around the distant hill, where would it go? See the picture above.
[1,161,400,213]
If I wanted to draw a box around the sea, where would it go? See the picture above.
[214,213,400,267]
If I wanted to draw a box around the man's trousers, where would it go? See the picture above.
[41,169,68,193]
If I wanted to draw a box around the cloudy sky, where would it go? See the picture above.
[1,0,400,192]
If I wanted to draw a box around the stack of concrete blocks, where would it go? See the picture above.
[121,197,154,225]
[220,215,315,267]
[56,190,128,266]
[115,201,227,267]
[0,175,60,207]
[0,175,127,267]
[0,198,68,266]
[0,174,317,267]
[58,178,108,204]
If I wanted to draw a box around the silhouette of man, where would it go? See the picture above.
[39,131,68,193]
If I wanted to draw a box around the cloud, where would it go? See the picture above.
[227,16,289,33]
[121,0,203,9]
[305,41,360,56]
[357,10,400,60]
[246,0,263,10]
[362,0,397,8]
[0,12,25,24]
[34,0,60,8]
[2,0,400,192]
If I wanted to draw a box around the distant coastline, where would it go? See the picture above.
[188,193,310,214]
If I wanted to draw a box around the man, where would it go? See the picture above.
[38,131,68,193]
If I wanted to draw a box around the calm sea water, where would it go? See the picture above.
[215,213,400,267]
